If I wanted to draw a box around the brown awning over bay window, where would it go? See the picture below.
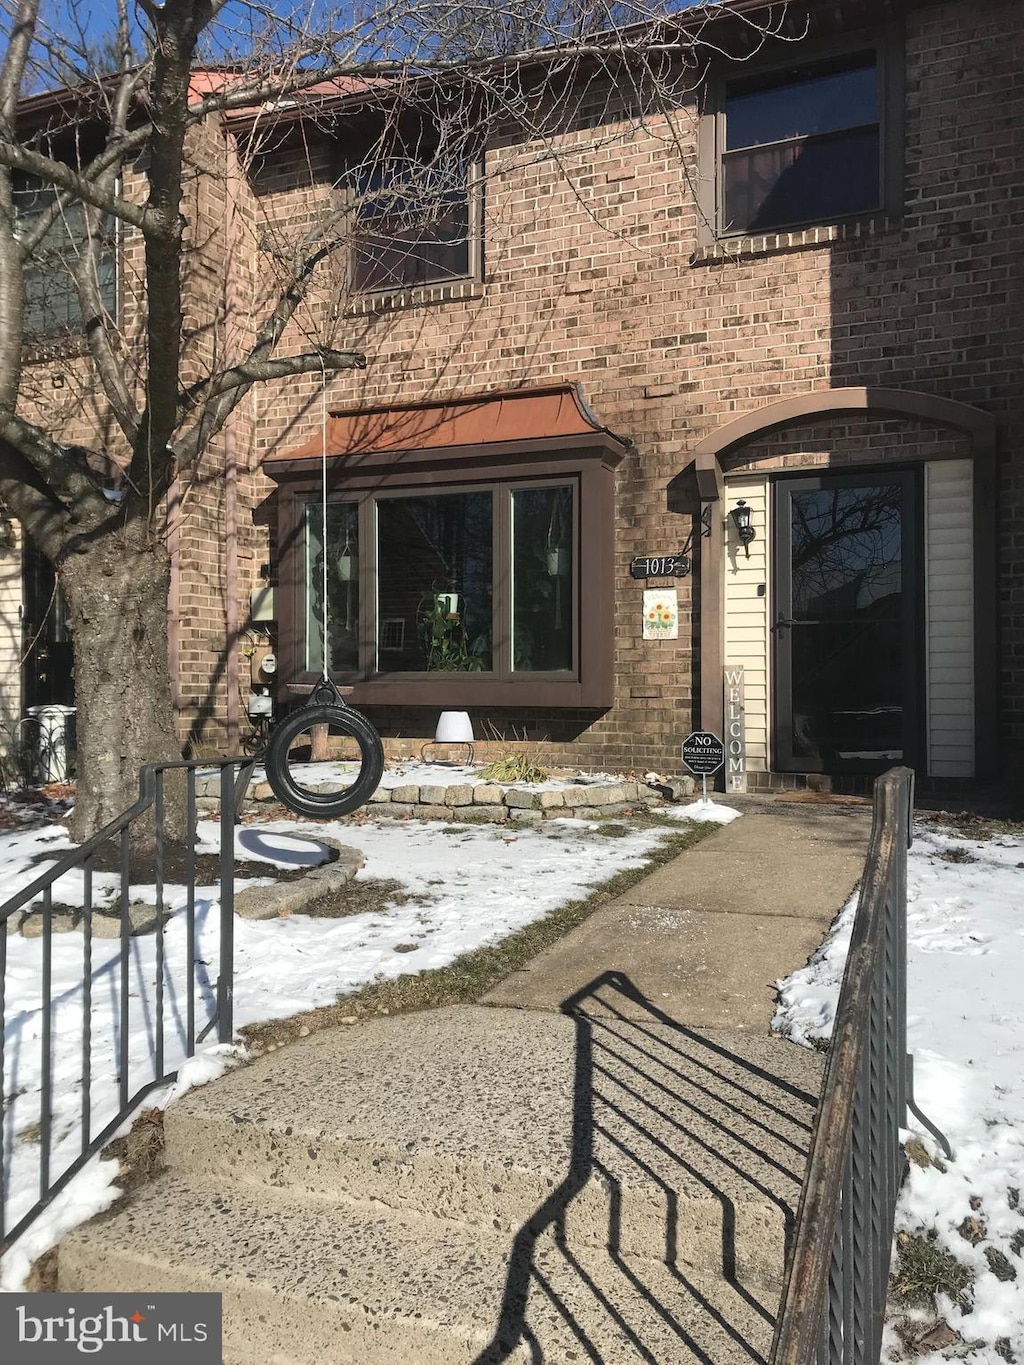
[263,383,630,473]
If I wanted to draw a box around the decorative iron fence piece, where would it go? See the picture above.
[771,767,949,1365]
[0,758,252,1256]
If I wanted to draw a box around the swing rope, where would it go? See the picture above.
[319,355,330,685]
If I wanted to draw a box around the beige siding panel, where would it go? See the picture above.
[0,524,22,755]
[723,474,770,773]
[925,461,974,777]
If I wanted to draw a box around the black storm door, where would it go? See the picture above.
[772,472,919,774]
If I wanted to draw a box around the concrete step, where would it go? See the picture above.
[161,1005,821,1288]
[58,1171,777,1365]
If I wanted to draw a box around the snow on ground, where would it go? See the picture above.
[0,799,681,1288]
[663,798,742,825]
[774,821,1024,1361]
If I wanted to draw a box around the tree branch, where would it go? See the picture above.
[191,349,366,404]
[0,140,150,231]
[72,46,141,445]
[0,409,110,512]
[173,348,366,469]
[0,0,39,130]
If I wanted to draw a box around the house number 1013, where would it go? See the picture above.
[629,554,691,579]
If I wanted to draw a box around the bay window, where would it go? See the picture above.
[267,384,625,710]
[301,480,578,685]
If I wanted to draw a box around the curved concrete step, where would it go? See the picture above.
[163,1005,821,1288]
[58,1171,777,1365]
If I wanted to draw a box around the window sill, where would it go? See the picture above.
[690,215,900,267]
[346,278,483,316]
[285,674,609,710]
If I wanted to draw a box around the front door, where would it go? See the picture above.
[772,472,919,774]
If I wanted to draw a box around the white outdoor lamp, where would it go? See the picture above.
[421,711,475,765]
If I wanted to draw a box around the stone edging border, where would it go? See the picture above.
[205,775,697,824]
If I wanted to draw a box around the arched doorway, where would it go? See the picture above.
[678,387,998,784]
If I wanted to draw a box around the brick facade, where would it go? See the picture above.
[15,0,1021,792]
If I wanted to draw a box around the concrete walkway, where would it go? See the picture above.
[59,799,873,1365]
[485,801,872,1030]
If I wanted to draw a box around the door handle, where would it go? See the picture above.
[772,617,795,634]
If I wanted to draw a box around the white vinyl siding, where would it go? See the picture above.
[722,475,769,771]
[0,524,22,754]
[925,461,974,776]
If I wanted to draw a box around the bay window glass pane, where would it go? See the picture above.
[511,486,573,673]
[305,502,359,674]
[376,492,492,672]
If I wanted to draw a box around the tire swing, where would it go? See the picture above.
[264,677,384,819]
[264,361,385,819]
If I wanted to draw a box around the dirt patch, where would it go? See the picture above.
[294,877,434,919]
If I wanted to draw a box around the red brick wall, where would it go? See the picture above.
[188,0,1024,782]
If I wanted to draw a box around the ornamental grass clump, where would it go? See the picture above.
[478,752,551,784]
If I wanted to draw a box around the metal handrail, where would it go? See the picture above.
[771,766,917,1365]
[0,758,251,1255]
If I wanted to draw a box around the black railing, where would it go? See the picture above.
[0,759,251,1256]
[771,766,946,1364]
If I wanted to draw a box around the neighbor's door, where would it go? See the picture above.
[21,533,75,710]
[772,472,920,774]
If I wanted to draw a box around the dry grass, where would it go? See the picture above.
[100,1107,166,1195]
[478,752,552,784]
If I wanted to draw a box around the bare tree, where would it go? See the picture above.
[0,0,795,839]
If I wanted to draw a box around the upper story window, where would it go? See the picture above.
[722,54,879,234]
[349,138,478,294]
[699,29,903,248]
[13,175,116,339]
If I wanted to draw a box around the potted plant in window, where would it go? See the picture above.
[419,589,488,671]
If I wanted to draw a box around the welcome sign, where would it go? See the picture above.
[724,666,747,793]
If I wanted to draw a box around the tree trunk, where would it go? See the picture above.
[61,537,183,843]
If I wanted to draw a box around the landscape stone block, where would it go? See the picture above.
[457,805,508,823]
[416,805,455,821]
[444,785,475,807]
[574,802,632,820]
[508,808,543,825]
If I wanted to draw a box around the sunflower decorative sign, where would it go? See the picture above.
[642,589,679,640]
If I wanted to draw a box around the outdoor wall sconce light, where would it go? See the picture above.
[421,710,475,766]
[730,500,756,557]
[0,512,14,550]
